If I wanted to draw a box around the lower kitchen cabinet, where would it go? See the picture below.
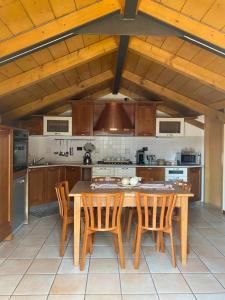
[65,166,81,190]
[28,167,46,206]
[188,167,201,201]
[136,167,165,182]
[45,167,61,203]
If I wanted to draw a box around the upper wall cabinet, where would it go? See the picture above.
[19,116,43,135]
[72,101,94,136]
[135,103,156,136]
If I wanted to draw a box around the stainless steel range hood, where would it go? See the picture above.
[94,102,134,135]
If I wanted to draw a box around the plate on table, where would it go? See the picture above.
[117,182,141,188]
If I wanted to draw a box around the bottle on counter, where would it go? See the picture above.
[197,153,201,165]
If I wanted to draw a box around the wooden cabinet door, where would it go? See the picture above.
[136,167,165,182]
[65,166,81,190]
[188,168,201,201]
[19,117,43,135]
[135,104,156,136]
[28,167,46,206]
[45,167,61,203]
[72,102,93,136]
[0,127,12,241]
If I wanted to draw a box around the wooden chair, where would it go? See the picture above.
[133,193,177,269]
[55,181,74,256]
[92,176,121,183]
[80,192,125,270]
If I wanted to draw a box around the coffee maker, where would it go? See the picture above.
[136,147,148,165]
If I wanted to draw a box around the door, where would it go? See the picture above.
[28,168,46,206]
[45,167,61,203]
[135,104,156,136]
[65,166,81,190]
[72,102,93,135]
[0,127,12,241]
[136,167,165,182]
[188,167,201,201]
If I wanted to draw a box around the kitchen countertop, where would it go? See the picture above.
[29,163,204,169]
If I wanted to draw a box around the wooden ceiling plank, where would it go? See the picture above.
[0,0,120,60]
[0,37,117,98]
[129,37,225,94]
[123,70,225,122]
[1,70,113,122]
[139,0,225,50]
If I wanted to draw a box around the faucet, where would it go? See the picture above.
[32,157,45,165]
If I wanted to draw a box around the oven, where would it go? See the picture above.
[13,130,28,172]
[165,167,187,182]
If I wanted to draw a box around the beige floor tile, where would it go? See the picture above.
[36,246,61,259]
[0,242,19,259]
[214,273,225,288]
[159,294,195,300]
[85,296,121,300]
[0,259,32,274]
[146,255,180,273]
[142,246,167,258]
[27,258,61,274]
[48,296,84,300]
[58,258,89,274]
[178,258,209,273]
[0,259,5,265]
[0,275,22,295]
[195,294,225,300]
[20,237,46,247]
[89,258,118,273]
[123,246,144,258]
[119,258,149,273]
[201,257,225,273]
[64,246,73,258]
[191,243,223,258]
[91,246,117,258]
[50,274,87,294]
[0,296,9,300]
[9,246,40,259]
[86,274,120,294]
[152,274,191,293]
[183,273,225,293]
[13,274,54,295]
[10,296,47,299]
[93,236,114,246]
[123,295,158,300]
[120,273,156,294]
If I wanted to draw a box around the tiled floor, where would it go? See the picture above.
[0,203,225,299]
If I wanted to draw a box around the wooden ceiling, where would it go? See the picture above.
[0,0,225,124]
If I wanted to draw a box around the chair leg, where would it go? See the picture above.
[87,234,93,254]
[156,231,160,252]
[118,228,125,269]
[122,208,129,232]
[113,234,119,254]
[80,229,89,271]
[134,226,142,269]
[169,229,176,267]
[126,208,134,242]
[160,232,165,253]
[60,218,67,256]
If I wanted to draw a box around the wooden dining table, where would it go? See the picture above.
[69,181,193,266]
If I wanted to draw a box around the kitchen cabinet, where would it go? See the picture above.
[136,167,165,182]
[28,167,46,206]
[188,167,201,201]
[45,167,61,203]
[135,104,156,136]
[19,116,43,135]
[65,166,81,190]
[72,101,93,136]
[0,126,12,241]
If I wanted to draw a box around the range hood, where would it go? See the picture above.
[94,102,134,135]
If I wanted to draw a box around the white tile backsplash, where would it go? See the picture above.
[28,135,204,164]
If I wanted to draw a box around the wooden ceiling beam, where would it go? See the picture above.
[0,37,117,98]
[123,70,225,123]
[0,0,120,63]
[210,99,225,110]
[139,0,225,51]
[1,70,113,122]
[129,37,225,94]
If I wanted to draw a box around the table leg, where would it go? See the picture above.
[74,195,81,266]
[180,197,188,265]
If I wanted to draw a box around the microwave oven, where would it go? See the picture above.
[156,118,184,137]
[43,116,72,136]
[181,153,197,165]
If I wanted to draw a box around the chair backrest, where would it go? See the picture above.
[136,193,177,231]
[55,181,70,218]
[175,180,192,192]
[82,192,124,231]
[92,176,121,183]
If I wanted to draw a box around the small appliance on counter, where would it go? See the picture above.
[136,147,148,165]
[176,148,201,165]
[83,142,95,165]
